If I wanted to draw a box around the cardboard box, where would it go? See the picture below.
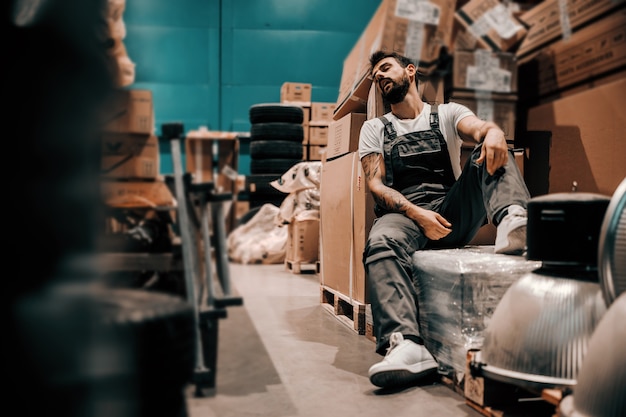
[450,90,517,140]
[286,218,320,263]
[320,152,375,303]
[516,0,625,60]
[526,78,626,197]
[280,82,312,106]
[101,133,159,180]
[103,89,154,135]
[455,0,527,53]
[310,102,337,124]
[532,10,626,97]
[452,50,517,93]
[334,0,457,121]
[308,125,329,146]
[101,178,176,208]
[326,113,367,161]
[306,144,326,161]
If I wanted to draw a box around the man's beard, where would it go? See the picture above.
[380,74,410,105]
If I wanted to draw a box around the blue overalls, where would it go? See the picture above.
[364,104,530,354]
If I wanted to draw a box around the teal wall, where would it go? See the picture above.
[123,0,381,174]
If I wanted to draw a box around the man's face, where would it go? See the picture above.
[372,57,411,104]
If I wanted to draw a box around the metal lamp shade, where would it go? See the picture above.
[475,271,607,390]
[559,292,626,417]
[598,178,626,306]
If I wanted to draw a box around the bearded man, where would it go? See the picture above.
[358,51,530,389]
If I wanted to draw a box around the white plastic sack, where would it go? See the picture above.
[276,188,320,224]
[271,161,322,194]
[227,204,288,264]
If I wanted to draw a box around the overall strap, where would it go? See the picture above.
[379,116,396,186]
[429,103,440,130]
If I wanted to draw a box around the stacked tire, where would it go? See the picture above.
[246,103,305,209]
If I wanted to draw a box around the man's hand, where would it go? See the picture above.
[407,206,452,240]
[476,128,509,175]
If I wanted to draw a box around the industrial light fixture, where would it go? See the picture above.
[473,192,612,390]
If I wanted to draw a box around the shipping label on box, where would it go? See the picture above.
[326,113,367,161]
[101,133,159,180]
[453,50,517,93]
[516,0,625,60]
[103,89,154,135]
[534,9,626,96]
[455,0,527,53]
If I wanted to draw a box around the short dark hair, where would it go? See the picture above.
[369,50,420,84]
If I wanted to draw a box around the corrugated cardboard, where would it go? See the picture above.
[452,50,517,93]
[455,0,527,52]
[310,102,337,123]
[185,129,239,193]
[532,9,626,97]
[450,91,517,140]
[526,78,626,197]
[308,125,329,146]
[320,152,375,304]
[516,0,625,60]
[101,133,159,179]
[334,0,457,121]
[326,113,367,161]
[103,89,154,135]
[280,82,312,106]
[286,218,320,263]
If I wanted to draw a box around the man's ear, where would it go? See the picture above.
[406,63,417,79]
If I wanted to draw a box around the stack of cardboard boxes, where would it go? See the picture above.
[101,89,175,209]
[320,0,626,313]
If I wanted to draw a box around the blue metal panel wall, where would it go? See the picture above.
[123,0,380,174]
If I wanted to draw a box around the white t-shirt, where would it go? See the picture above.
[358,102,474,180]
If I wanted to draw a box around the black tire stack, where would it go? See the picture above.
[246,103,305,209]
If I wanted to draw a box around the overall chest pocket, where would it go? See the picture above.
[395,137,442,168]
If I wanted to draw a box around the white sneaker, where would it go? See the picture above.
[494,204,527,255]
[368,332,438,388]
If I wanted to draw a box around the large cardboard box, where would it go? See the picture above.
[310,102,337,124]
[325,113,367,161]
[103,89,154,135]
[452,50,517,94]
[320,152,375,303]
[516,0,625,60]
[286,218,320,264]
[308,125,329,146]
[450,91,517,140]
[101,133,159,180]
[334,0,457,121]
[185,129,239,192]
[454,0,527,53]
[526,78,626,197]
[531,10,626,97]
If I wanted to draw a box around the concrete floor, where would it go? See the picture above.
[186,262,481,417]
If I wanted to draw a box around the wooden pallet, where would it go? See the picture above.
[463,350,565,417]
[320,285,370,337]
[285,258,318,274]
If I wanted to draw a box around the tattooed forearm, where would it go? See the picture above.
[362,153,412,214]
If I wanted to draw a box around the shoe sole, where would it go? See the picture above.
[495,225,526,255]
[369,359,438,388]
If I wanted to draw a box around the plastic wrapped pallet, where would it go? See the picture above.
[412,246,541,374]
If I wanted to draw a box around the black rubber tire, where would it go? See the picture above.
[249,103,304,124]
[250,122,303,142]
[250,140,303,159]
[250,158,302,175]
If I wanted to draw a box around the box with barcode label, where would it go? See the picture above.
[452,50,517,94]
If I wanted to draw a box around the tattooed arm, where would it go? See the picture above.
[457,115,509,175]
[361,152,452,240]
